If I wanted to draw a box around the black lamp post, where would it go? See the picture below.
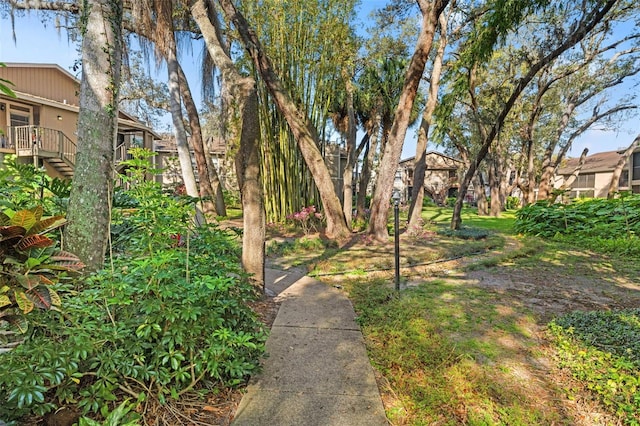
[392,189,401,291]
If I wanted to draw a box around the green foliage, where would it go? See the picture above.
[506,196,520,210]
[0,152,267,423]
[422,197,436,207]
[0,228,265,422]
[0,62,16,98]
[548,309,640,424]
[266,235,331,257]
[0,155,71,215]
[78,400,140,426]
[111,148,197,255]
[223,189,241,209]
[437,226,492,240]
[515,196,640,255]
[0,207,83,351]
[446,197,456,207]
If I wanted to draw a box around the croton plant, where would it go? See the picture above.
[0,206,84,352]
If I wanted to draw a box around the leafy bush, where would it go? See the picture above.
[266,235,332,256]
[446,197,456,207]
[0,207,83,353]
[0,155,70,215]
[437,226,492,240]
[0,232,266,422]
[0,152,267,423]
[286,205,323,235]
[422,197,437,207]
[506,196,520,210]
[515,195,640,238]
[548,309,640,424]
[223,189,241,209]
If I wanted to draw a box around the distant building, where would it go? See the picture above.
[0,63,159,179]
[397,151,464,205]
[153,135,230,188]
[555,150,629,198]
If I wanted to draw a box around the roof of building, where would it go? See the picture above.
[3,62,79,83]
[557,150,626,175]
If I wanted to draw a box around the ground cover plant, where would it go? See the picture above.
[0,153,267,425]
[515,194,640,256]
[549,309,640,423]
[0,155,70,215]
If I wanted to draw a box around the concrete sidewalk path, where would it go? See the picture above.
[232,268,388,426]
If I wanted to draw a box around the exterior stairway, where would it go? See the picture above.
[7,126,130,180]
[10,125,76,179]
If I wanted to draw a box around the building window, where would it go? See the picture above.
[569,190,595,199]
[619,170,629,188]
[633,152,640,181]
[571,173,595,189]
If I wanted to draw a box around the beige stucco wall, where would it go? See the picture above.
[594,172,612,198]
[39,105,78,142]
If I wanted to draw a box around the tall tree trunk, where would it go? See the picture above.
[191,0,264,289]
[357,125,377,220]
[66,0,123,271]
[166,30,204,225]
[342,73,357,228]
[451,0,617,229]
[177,64,226,217]
[368,0,448,241]
[408,10,448,229]
[474,172,488,216]
[217,0,349,239]
[524,138,537,205]
[609,135,640,198]
[488,154,502,217]
[236,86,265,290]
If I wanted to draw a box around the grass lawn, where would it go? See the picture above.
[279,205,640,425]
[345,277,555,425]
[421,206,517,234]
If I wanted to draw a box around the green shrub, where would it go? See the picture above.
[0,152,267,423]
[515,195,640,240]
[0,155,70,215]
[437,226,492,240]
[422,197,437,207]
[0,231,266,422]
[223,189,241,209]
[0,207,83,353]
[266,235,331,256]
[446,197,456,207]
[506,196,520,210]
[548,309,640,424]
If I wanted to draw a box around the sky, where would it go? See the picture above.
[1,5,638,160]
